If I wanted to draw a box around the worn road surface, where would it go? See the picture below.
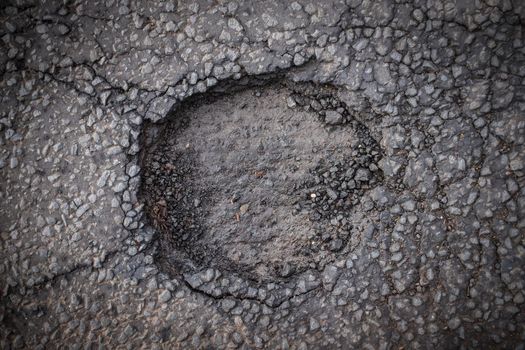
[1,0,524,348]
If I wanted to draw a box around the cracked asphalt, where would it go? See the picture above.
[1,0,525,348]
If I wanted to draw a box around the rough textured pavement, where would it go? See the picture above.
[1,0,524,348]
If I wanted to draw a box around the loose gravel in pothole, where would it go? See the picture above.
[140,82,382,282]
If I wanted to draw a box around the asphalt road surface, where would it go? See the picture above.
[1,0,524,348]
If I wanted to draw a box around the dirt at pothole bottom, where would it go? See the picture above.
[139,80,383,283]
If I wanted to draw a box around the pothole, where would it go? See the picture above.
[139,80,383,285]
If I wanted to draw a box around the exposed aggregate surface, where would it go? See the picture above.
[1,0,525,348]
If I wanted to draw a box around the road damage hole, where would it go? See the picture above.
[140,81,382,283]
